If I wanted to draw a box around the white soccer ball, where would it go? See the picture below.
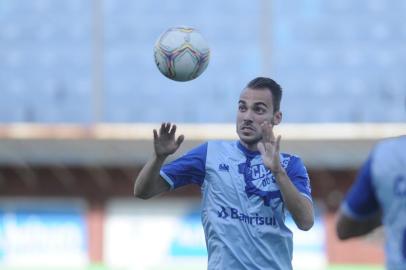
[154,26,210,82]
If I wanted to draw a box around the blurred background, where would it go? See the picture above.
[0,0,405,269]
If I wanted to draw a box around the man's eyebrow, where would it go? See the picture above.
[253,102,268,108]
[238,100,269,108]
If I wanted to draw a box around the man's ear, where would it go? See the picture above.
[272,111,282,126]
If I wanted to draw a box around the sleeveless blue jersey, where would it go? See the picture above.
[160,140,312,270]
[341,136,406,270]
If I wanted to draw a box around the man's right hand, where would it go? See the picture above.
[153,123,184,158]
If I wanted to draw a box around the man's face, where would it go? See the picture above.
[236,87,282,147]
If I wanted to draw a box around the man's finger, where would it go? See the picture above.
[159,123,165,135]
[257,142,266,155]
[153,129,158,141]
[265,122,271,142]
[164,122,171,133]
[269,125,276,143]
[276,135,282,153]
[261,121,270,142]
[176,134,185,146]
[265,142,273,152]
[169,124,177,137]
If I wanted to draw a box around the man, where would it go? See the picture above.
[134,77,314,269]
[336,135,406,269]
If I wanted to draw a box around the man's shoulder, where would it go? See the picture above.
[280,153,307,172]
[370,136,406,177]
[374,136,406,152]
[281,152,303,162]
[372,136,406,161]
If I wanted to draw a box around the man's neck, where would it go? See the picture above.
[239,140,258,152]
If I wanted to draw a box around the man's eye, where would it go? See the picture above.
[255,107,265,113]
[239,106,246,111]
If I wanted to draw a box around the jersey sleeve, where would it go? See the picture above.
[341,155,380,220]
[160,142,208,189]
[286,155,312,202]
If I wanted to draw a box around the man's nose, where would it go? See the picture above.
[242,110,254,121]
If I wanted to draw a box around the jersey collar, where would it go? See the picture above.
[237,141,260,158]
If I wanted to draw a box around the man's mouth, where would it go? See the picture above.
[241,126,255,131]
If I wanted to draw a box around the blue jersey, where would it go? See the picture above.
[160,140,312,270]
[341,136,406,270]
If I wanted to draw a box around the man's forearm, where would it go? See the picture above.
[336,211,382,240]
[273,170,314,231]
[134,155,169,199]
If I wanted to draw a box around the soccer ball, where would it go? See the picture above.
[154,26,210,82]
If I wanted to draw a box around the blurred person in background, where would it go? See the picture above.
[336,135,406,269]
[134,77,314,270]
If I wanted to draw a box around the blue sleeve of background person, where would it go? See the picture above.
[160,142,207,189]
[287,155,312,201]
[341,156,380,220]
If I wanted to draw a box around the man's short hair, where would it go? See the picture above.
[246,77,282,112]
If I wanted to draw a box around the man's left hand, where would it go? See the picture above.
[257,121,284,174]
